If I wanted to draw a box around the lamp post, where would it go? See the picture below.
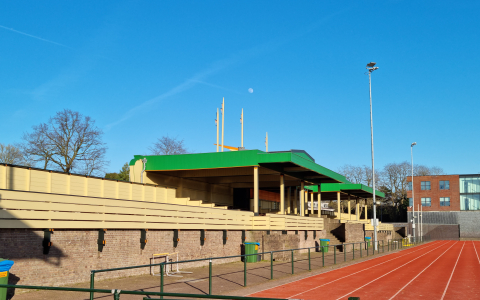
[411,142,416,241]
[367,62,379,250]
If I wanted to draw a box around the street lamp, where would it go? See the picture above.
[411,142,417,241]
[366,62,379,250]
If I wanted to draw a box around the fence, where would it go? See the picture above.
[0,284,287,300]
[90,238,426,300]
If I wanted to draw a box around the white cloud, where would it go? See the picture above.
[248,88,253,93]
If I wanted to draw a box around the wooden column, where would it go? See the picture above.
[294,187,298,215]
[280,175,285,215]
[355,197,359,220]
[364,199,368,220]
[317,187,321,218]
[254,166,259,215]
[310,191,314,215]
[287,186,291,214]
[348,194,351,220]
[300,182,305,217]
[337,192,341,220]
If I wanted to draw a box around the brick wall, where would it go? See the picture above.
[406,175,460,212]
[0,228,325,288]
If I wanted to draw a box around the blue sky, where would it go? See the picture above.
[1,1,479,174]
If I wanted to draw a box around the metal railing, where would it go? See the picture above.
[89,237,428,300]
[0,284,287,300]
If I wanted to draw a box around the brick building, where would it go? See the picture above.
[407,174,480,238]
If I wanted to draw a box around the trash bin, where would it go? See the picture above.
[320,239,330,253]
[244,242,260,263]
[365,237,371,248]
[0,259,14,300]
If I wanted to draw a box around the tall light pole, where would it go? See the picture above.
[411,142,417,240]
[367,62,379,250]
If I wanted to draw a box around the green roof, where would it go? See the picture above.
[305,183,384,199]
[130,149,349,184]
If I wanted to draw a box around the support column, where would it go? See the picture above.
[294,187,298,215]
[280,175,285,215]
[310,191,314,215]
[356,197,360,221]
[348,194,351,220]
[254,166,259,215]
[337,192,341,220]
[304,190,308,216]
[317,188,321,218]
[300,182,305,217]
[287,187,291,214]
[364,199,368,220]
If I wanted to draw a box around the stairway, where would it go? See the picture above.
[325,219,345,252]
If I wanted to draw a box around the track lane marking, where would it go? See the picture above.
[248,240,443,298]
[333,241,454,300]
[473,241,480,264]
[387,241,458,300]
[440,241,465,300]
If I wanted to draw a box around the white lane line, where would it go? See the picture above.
[440,242,465,300]
[334,241,453,300]
[388,241,458,300]
[473,241,480,264]
[281,241,444,299]
[246,240,442,297]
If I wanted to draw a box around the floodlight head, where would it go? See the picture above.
[367,62,376,68]
[411,142,417,147]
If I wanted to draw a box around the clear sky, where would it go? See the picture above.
[1,1,479,175]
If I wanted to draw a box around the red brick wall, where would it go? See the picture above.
[0,228,323,289]
[406,175,460,212]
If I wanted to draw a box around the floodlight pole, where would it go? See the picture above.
[411,145,414,239]
[367,62,378,251]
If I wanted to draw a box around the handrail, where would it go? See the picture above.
[0,284,287,300]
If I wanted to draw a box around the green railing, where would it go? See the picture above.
[89,237,428,300]
[0,284,287,300]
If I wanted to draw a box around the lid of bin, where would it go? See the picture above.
[244,242,260,246]
[365,237,372,239]
[0,259,14,272]
[320,239,330,241]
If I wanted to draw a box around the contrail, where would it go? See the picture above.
[0,25,74,49]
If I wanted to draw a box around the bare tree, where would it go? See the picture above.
[0,143,33,166]
[22,109,107,175]
[149,136,188,155]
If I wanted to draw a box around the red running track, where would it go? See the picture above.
[250,240,480,300]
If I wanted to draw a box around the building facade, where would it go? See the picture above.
[407,174,480,238]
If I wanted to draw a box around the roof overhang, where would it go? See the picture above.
[305,183,385,200]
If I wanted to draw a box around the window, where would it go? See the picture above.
[439,181,450,190]
[460,194,480,211]
[421,197,431,206]
[409,198,413,207]
[440,197,450,206]
[460,176,480,193]
[421,181,431,190]
[407,182,412,191]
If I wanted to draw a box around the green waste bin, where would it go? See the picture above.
[0,259,14,300]
[320,239,330,253]
[244,242,260,263]
[365,237,371,248]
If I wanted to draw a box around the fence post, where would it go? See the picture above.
[353,243,355,260]
[160,263,164,299]
[367,243,369,256]
[291,250,294,274]
[209,259,212,295]
[90,271,95,300]
[344,244,346,262]
[113,289,120,300]
[382,240,384,253]
[322,246,325,267]
[360,242,362,258]
[270,252,274,279]
[308,248,311,271]
[388,240,390,252]
[244,255,247,287]
[334,246,336,265]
